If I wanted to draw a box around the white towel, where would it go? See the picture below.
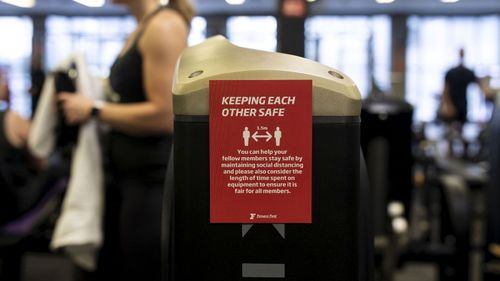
[28,74,57,158]
[28,53,104,271]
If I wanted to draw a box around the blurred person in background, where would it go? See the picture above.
[441,48,493,124]
[441,48,493,157]
[57,0,194,280]
[0,68,10,109]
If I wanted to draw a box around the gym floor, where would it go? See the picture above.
[19,256,439,281]
[14,188,486,281]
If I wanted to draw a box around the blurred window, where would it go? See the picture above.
[46,15,206,75]
[305,16,391,98]
[407,16,500,122]
[0,16,33,117]
[189,16,207,46]
[227,16,277,52]
[46,16,136,77]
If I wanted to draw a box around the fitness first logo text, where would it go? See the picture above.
[249,213,278,220]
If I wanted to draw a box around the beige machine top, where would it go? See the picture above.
[172,35,361,117]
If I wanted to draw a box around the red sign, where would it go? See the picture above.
[210,80,312,223]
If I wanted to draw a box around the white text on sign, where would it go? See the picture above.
[221,96,296,117]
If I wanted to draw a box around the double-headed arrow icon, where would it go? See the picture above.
[252,131,272,142]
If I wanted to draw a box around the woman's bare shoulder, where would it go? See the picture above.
[146,8,188,38]
[139,9,188,55]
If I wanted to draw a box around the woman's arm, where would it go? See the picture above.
[4,110,31,148]
[59,10,188,136]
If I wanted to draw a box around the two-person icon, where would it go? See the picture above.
[243,127,282,146]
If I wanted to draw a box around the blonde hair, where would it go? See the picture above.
[167,0,195,24]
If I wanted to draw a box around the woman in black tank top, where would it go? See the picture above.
[58,1,194,280]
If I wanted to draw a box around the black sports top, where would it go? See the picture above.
[107,7,172,177]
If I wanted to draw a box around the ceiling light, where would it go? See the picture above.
[226,0,245,5]
[306,0,317,2]
[0,0,35,8]
[73,0,105,7]
[376,0,395,3]
[441,0,459,3]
